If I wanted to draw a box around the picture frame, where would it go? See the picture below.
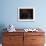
[17,7,35,21]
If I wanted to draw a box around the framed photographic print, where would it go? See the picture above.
[18,7,35,21]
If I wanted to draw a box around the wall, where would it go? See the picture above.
[0,0,46,44]
[0,0,46,30]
